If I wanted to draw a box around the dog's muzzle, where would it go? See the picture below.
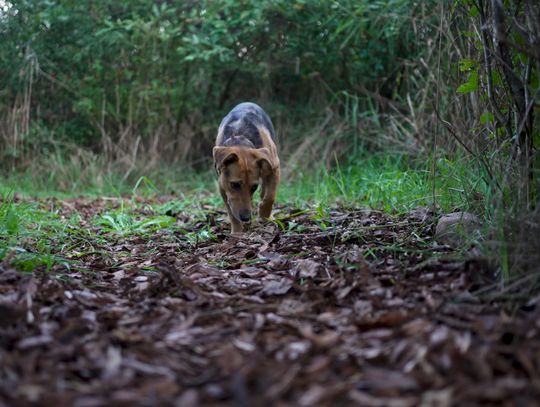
[238,210,251,223]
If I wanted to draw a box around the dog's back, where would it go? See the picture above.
[216,102,276,148]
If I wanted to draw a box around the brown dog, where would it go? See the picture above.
[213,102,280,234]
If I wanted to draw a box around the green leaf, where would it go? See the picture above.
[480,111,494,124]
[469,5,479,17]
[458,58,477,72]
[457,70,479,93]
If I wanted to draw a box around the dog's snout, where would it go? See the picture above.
[239,211,251,222]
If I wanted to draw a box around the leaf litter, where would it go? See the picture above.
[1,196,539,406]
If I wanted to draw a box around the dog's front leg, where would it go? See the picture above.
[228,207,243,234]
[220,188,243,234]
[259,168,280,219]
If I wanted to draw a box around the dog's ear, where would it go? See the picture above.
[213,147,238,172]
[254,148,273,176]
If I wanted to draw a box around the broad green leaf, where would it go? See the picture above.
[457,70,479,93]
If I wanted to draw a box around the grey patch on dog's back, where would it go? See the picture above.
[222,136,256,148]
[218,102,275,148]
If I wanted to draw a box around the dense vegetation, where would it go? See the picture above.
[0,0,435,169]
[1,0,539,294]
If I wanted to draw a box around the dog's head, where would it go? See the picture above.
[213,146,273,223]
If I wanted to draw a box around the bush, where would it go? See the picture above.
[0,0,436,170]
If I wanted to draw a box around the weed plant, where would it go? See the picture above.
[0,192,72,271]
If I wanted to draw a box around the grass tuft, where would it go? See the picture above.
[280,152,490,215]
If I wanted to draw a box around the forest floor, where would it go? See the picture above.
[1,196,540,406]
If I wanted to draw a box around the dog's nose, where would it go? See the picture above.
[239,211,251,222]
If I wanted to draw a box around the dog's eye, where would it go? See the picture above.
[250,184,258,193]
[230,182,242,191]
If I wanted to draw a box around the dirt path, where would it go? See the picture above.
[1,198,539,406]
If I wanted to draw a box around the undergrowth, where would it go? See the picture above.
[1,152,485,214]
[0,151,490,273]
[281,153,489,215]
[0,192,72,272]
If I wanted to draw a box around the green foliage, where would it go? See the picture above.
[456,59,479,94]
[184,227,217,246]
[0,0,436,168]
[280,152,485,214]
[95,210,176,236]
[0,192,22,237]
[447,0,540,293]
[0,192,70,271]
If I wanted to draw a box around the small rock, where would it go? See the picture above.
[295,259,322,278]
[262,278,292,296]
[435,212,482,247]
[408,206,431,222]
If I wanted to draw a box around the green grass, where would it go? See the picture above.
[0,187,219,275]
[94,211,177,236]
[1,150,493,259]
[0,163,215,199]
[1,152,490,215]
[0,192,73,272]
[280,153,491,215]
[0,151,507,290]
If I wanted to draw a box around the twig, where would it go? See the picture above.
[432,103,501,192]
